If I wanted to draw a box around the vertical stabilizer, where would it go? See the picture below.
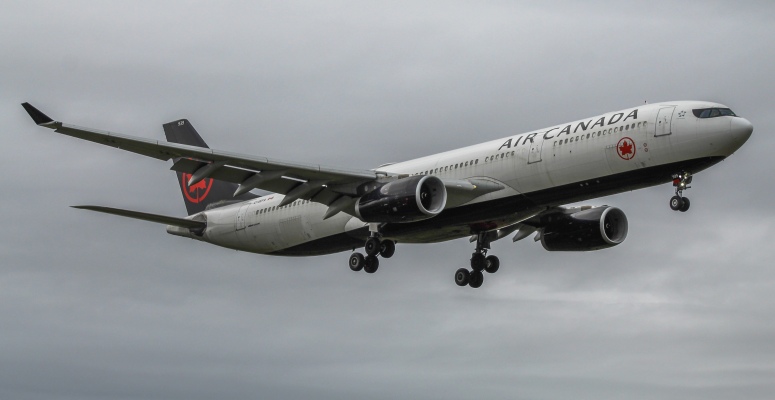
[163,119,257,215]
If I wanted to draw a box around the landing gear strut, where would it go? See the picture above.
[348,225,395,274]
[455,232,500,288]
[670,171,692,212]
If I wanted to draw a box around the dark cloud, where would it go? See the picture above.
[1,1,774,399]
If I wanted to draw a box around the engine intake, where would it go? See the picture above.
[540,206,628,251]
[356,175,447,223]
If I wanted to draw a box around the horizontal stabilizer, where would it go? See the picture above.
[72,205,206,229]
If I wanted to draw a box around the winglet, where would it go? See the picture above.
[21,102,54,125]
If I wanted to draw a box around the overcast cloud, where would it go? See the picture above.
[1,1,774,399]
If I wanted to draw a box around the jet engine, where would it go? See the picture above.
[356,175,447,223]
[540,206,628,251]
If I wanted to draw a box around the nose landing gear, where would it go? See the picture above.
[670,172,692,212]
[454,232,500,288]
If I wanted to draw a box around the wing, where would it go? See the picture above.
[23,103,502,217]
[22,103,383,213]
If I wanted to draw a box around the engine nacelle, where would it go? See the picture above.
[540,206,628,251]
[355,175,447,223]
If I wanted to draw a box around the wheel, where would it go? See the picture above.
[349,252,365,271]
[484,255,500,274]
[365,237,381,256]
[679,197,690,212]
[363,255,379,273]
[379,240,396,258]
[670,195,684,211]
[470,252,486,271]
[469,270,484,288]
[454,268,470,286]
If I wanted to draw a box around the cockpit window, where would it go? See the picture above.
[692,108,737,118]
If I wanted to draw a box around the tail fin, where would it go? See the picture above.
[163,119,258,215]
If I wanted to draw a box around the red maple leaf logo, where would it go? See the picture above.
[189,180,207,193]
[616,137,636,160]
[181,173,213,203]
[619,141,633,155]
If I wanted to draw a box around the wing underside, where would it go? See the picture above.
[22,103,380,214]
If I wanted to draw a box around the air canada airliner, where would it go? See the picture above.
[22,101,752,288]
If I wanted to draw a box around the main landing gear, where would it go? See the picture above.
[454,232,500,289]
[348,232,395,274]
[669,171,692,212]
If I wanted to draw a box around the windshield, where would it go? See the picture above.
[692,108,737,118]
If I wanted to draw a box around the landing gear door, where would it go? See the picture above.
[655,106,675,137]
[527,134,543,164]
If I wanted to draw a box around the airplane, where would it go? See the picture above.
[21,101,753,288]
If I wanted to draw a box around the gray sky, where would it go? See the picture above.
[2,1,774,399]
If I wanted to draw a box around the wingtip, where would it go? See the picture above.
[21,102,54,125]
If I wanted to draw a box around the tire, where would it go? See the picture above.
[349,252,365,272]
[469,270,484,288]
[670,196,684,211]
[380,240,396,258]
[679,197,690,212]
[365,237,381,256]
[484,255,500,274]
[470,252,486,271]
[454,268,470,286]
[364,255,379,273]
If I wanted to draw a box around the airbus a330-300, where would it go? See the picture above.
[22,101,752,288]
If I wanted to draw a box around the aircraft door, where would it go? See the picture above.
[655,106,676,136]
[527,134,544,164]
[235,204,249,231]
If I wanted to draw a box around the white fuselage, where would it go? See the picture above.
[168,101,752,256]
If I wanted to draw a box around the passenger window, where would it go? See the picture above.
[564,139,568,144]
[511,151,515,156]
[614,127,618,133]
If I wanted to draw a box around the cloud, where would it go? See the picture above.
[1,1,774,399]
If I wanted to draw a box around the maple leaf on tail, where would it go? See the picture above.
[189,180,207,193]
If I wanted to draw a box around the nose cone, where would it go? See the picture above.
[728,117,754,151]
[731,117,753,138]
